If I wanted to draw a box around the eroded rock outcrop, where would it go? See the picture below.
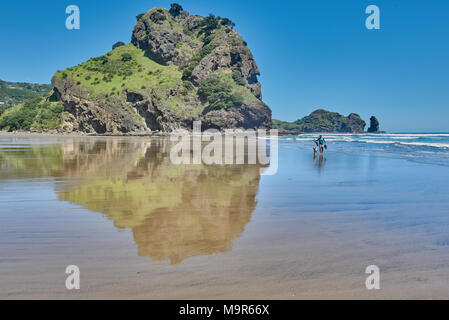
[293,109,366,133]
[51,6,271,134]
[273,109,367,133]
[368,116,381,133]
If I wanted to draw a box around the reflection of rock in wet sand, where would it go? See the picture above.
[54,139,262,265]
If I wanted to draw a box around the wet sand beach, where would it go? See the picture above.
[1,135,449,299]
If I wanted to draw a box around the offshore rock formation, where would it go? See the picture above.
[273,109,367,133]
[368,116,381,133]
[50,6,271,134]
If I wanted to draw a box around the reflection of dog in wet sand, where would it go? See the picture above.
[313,140,319,154]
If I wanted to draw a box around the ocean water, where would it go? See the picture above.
[280,133,449,166]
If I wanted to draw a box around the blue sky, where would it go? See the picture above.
[1,0,448,132]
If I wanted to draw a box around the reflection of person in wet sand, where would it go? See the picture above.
[314,153,326,172]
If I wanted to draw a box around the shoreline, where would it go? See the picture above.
[0,130,388,139]
[0,130,171,138]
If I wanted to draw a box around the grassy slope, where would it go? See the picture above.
[53,44,204,119]
[0,80,52,108]
[52,40,259,118]
[53,44,182,97]
[272,119,302,131]
[216,71,261,106]
[0,96,64,131]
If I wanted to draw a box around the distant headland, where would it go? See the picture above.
[273,109,384,135]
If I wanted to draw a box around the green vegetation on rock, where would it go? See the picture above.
[273,109,367,133]
[169,3,183,17]
[272,119,303,132]
[53,44,182,97]
[232,70,245,86]
[0,80,52,109]
[199,75,243,113]
[112,41,126,50]
[181,42,217,81]
[45,5,271,133]
[0,96,63,132]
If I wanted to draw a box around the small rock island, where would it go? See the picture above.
[273,109,382,134]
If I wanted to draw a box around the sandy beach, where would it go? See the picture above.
[1,135,449,299]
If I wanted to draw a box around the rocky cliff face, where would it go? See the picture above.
[51,6,271,134]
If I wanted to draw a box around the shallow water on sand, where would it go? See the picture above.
[1,135,449,299]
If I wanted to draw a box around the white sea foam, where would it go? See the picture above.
[398,142,449,148]
[280,133,449,151]
[356,140,395,144]
[355,140,449,149]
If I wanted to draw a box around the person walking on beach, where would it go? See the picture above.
[315,135,327,153]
